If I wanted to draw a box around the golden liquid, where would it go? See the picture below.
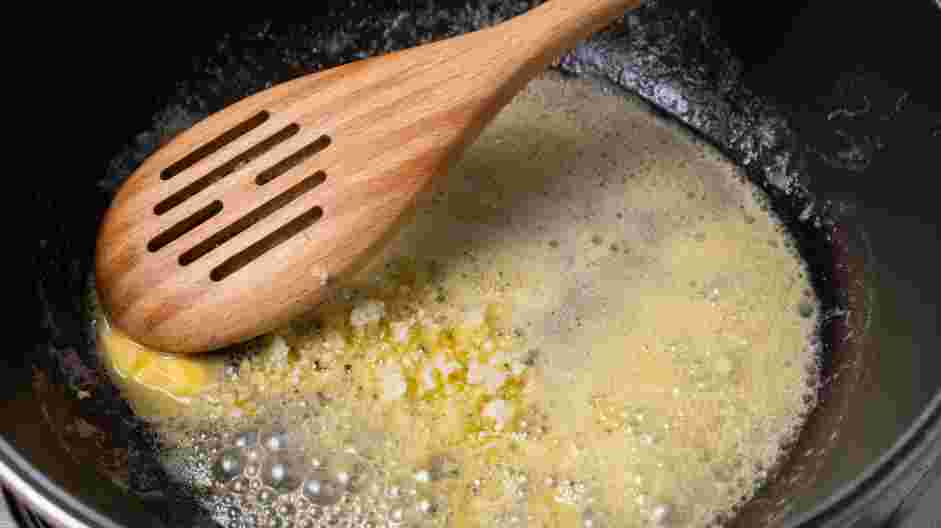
[96,72,819,528]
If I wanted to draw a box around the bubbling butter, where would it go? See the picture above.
[95,71,820,528]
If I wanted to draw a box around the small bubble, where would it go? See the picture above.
[336,470,353,488]
[263,451,305,491]
[417,499,435,515]
[235,430,259,449]
[263,428,290,451]
[230,477,250,494]
[276,501,296,517]
[303,471,343,506]
[245,462,260,477]
[294,495,311,510]
[245,448,264,464]
[591,234,604,245]
[331,452,368,491]
[258,487,278,504]
[651,503,673,525]
[548,240,559,249]
[213,448,245,483]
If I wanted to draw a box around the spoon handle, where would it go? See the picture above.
[429,0,642,148]
[506,0,643,61]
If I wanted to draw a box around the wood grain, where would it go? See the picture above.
[95,0,642,354]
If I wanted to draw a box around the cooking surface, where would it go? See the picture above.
[12,1,941,527]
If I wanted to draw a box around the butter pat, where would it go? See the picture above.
[100,325,214,400]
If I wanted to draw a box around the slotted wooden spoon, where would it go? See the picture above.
[95,0,642,354]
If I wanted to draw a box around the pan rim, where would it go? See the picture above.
[1,390,940,526]
[789,389,941,526]
[0,440,103,528]
[14,4,941,525]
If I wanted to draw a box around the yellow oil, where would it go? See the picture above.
[97,315,223,418]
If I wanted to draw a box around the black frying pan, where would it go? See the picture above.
[16,1,941,526]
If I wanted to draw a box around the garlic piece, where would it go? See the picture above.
[380,364,407,401]
[350,299,386,327]
[482,399,513,431]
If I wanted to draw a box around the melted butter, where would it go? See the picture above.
[97,316,222,417]
[95,72,819,527]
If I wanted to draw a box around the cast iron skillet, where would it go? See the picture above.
[15,0,941,526]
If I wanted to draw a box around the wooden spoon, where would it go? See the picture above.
[95,0,642,355]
